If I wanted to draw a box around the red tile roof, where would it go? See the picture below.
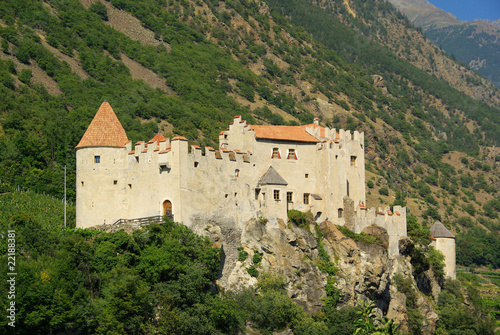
[148,134,167,144]
[76,102,129,149]
[250,125,320,143]
[172,136,188,141]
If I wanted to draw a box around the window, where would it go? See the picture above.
[94,155,100,163]
[287,192,293,202]
[350,156,357,167]
[224,134,228,139]
[235,169,240,177]
[287,149,297,160]
[303,193,310,205]
[128,184,132,189]
[338,208,343,218]
[272,148,281,159]
[274,190,280,200]
[135,156,139,163]
[194,162,199,167]
[113,180,117,185]
[255,188,261,200]
[81,181,84,187]
[305,173,309,178]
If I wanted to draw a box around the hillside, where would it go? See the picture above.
[387,0,500,87]
[0,0,500,332]
[0,0,499,260]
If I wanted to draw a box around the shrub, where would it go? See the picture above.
[247,265,259,277]
[288,210,313,228]
[238,247,249,262]
[252,250,263,265]
[18,68,32,84]
[378,187,389,196]
[90,2,109,21]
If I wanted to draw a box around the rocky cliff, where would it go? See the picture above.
[189,216,441,334]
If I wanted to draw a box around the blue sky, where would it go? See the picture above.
[429,0,500,21]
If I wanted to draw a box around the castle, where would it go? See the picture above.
[76,101,409,255]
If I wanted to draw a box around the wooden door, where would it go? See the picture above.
[163,200,172,216]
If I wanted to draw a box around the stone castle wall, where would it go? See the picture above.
[77,115,407,256]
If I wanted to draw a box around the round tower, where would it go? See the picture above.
[75,101,130,228]
[430,221,456,279]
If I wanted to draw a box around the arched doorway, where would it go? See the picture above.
[163,200,172,216]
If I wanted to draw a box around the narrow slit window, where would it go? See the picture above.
[350,156,357,167]
[338,208,343,218]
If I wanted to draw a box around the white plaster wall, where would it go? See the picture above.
[431,238,456,279]
[76,147,128,228]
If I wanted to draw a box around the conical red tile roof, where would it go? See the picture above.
[76,102,129,149]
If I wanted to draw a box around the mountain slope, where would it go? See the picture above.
[0,0,498,263]
[387,0,500,87]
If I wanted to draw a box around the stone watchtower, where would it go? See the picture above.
[75,101,131,228]
[430,221,456,279]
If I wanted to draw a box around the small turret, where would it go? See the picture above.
[430,221,456,279]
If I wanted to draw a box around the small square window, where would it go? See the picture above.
[113,180,118,185]
[274,190,280,200]
[305,173,309,178]
[94,155,100,163]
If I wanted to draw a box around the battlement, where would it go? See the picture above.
[77,102,402,260]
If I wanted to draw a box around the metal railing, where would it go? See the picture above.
[112,214,173,226]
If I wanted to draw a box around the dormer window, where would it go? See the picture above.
[287,149,297,160]
[272,148,281,159]
[94,155,100,163]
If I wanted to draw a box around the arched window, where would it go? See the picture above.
[338,208,343,218]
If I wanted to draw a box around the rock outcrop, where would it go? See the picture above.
[92,216,441,333]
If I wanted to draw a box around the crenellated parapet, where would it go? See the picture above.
[346,200,407,256]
